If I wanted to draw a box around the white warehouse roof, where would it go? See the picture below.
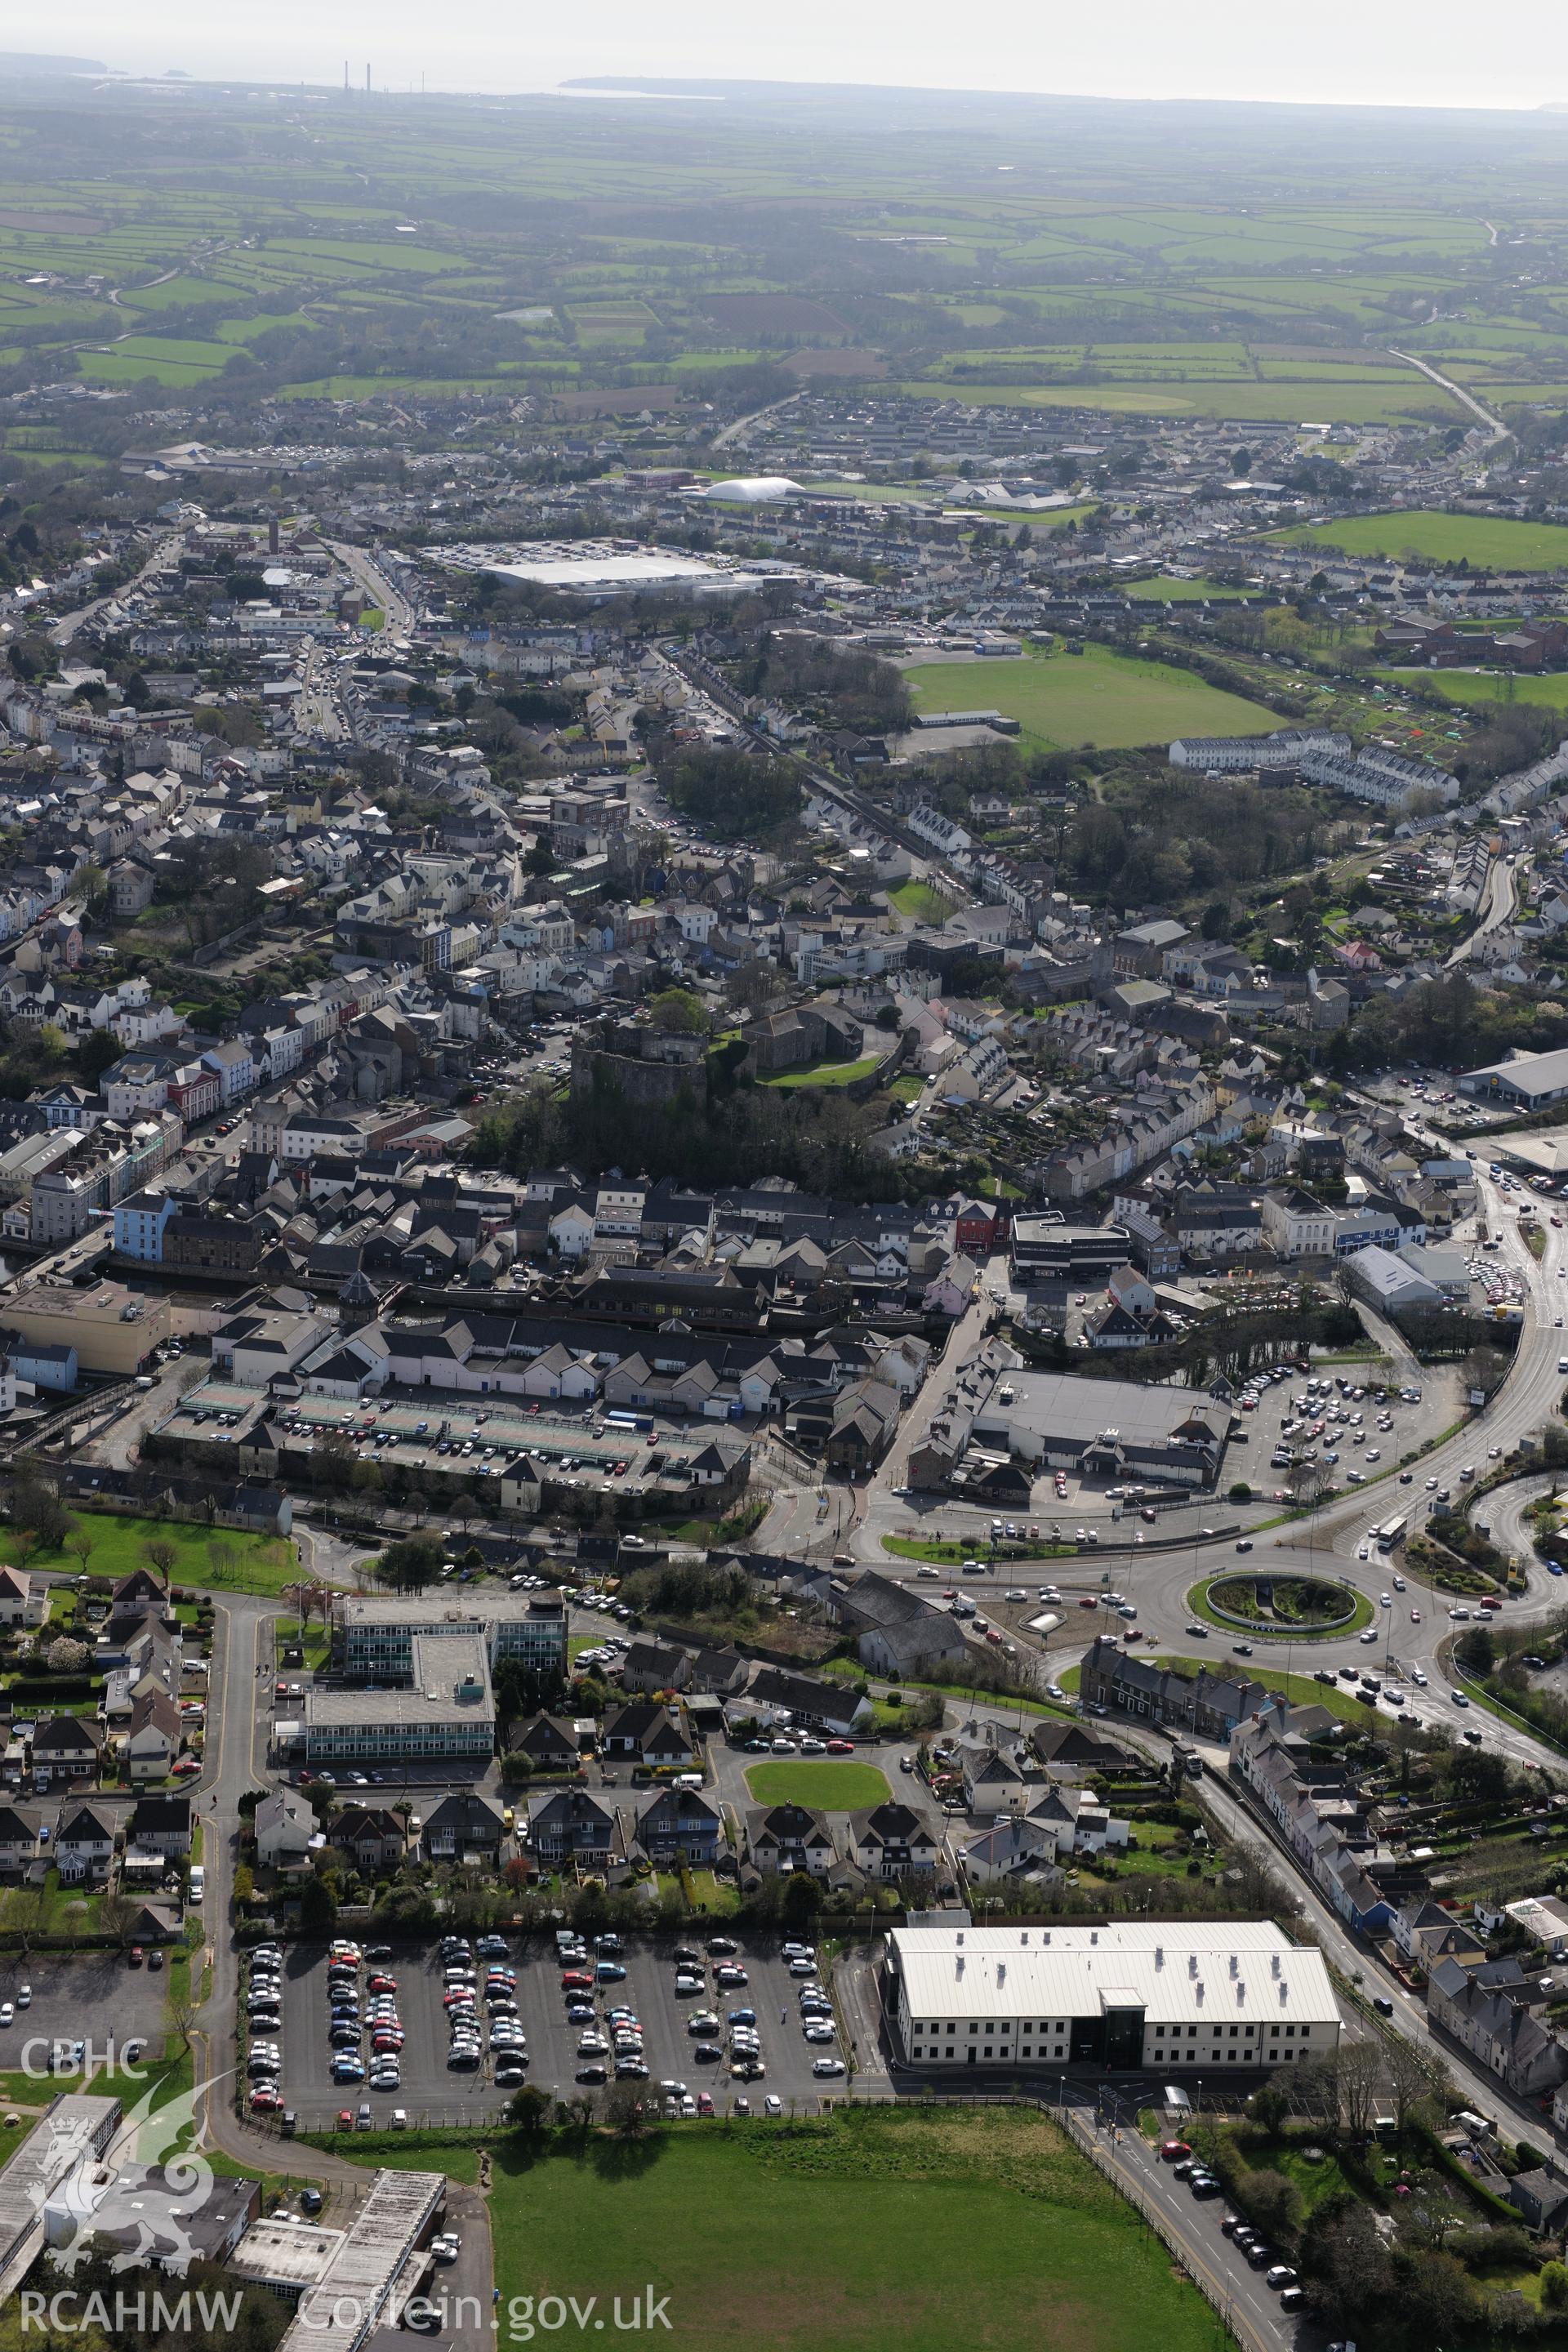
[697,475,802,502]
[889,1921,1338,2029]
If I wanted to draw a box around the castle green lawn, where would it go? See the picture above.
[756,1055,884,1089]
[474,2107,1223,2352]
[0,1513,297,1597]
[1266,508,1568,568]
[900,643,1277,751]
[742,1760,891,1808]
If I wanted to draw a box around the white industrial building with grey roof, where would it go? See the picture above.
[885,1921,1341,2073]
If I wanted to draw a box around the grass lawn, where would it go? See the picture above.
[742,1760,891,1808]
[1376,666,1568,710]
[756,1055,884,1089]
[899,643,1277,751]
[1,1514,297,1597]
[1267,509,1568,568]
[887,880,953,923]
[275,1617,332,1669]
[880,1535,1074,1564]
[1123,574,1251,600]
[1185,1574,1374,1640]
[476,2108,1222,2352]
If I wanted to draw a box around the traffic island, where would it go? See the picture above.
[1187,1571,1373,1639]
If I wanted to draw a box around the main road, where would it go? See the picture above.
[846,1178,1568,1746]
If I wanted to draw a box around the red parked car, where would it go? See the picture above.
[826,1740,854,1754]
[559,1970,595,1989]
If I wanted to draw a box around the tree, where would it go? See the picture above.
[656,741,804,845]
[46,1637,90,1673]
[63,1521,96,1576]
[506,2082,551,2134]
[99,1888,137,1949]
[207,1538,240,1586]
[299,1870,337,1936]
[1327,2042,1382,2140]
[377,1535,444,1592]
[1241,2167,1303,2243]
[605,2083,649,2139]
[77,1029,123,1081]
[12,1476,69,1551]
[1382,2029,1445,2131]
[1246,2080,1290,2136]
[645,987,708,1036]
[142,1537,178,1588]
[1298,2193,1394,2328]
[724,960,787,1018]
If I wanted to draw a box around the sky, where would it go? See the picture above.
[4,0,1568,114]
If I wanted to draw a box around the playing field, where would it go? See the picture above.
[1267,510,1568,568]
[1123,575,1251,602]
[486,2108,1221,2352]
[901,644,1276,749]
[742,1760,891,1808]
[1375,667,1568,710]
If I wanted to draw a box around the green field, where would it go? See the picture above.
[1267,510,1568,568]
[1376,666,1568,709]
[756,1056,884,1090]
[742,1760,891,1807]
[1123,575,1252,602]
[0,1512,296,1597]
[887,880,954,922]
[0,93,1566,438]
[901,644,1277,750]
[484,2108,1221,2352]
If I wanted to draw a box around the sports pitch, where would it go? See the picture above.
[1266,510,1568,568]
[900,644,1277,749]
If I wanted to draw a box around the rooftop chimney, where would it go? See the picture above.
[1155,1945,1164,1968]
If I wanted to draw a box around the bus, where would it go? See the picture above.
[1372,1517,1408,1549]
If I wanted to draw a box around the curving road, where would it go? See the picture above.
[845,1180,1568,1750]
[1447,851,1522,969]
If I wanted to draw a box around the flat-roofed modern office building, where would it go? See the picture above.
[885,1921,1340,2074]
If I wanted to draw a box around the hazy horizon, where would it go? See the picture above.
[6,2,1568,118]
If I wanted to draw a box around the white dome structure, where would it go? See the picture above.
[698,474,802,503]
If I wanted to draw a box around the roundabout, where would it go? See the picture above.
[1187,1571,1374,1640]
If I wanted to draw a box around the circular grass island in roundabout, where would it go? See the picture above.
[1187,1572,1374,1639]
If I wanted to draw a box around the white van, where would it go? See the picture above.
[188,1866,204,1904]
